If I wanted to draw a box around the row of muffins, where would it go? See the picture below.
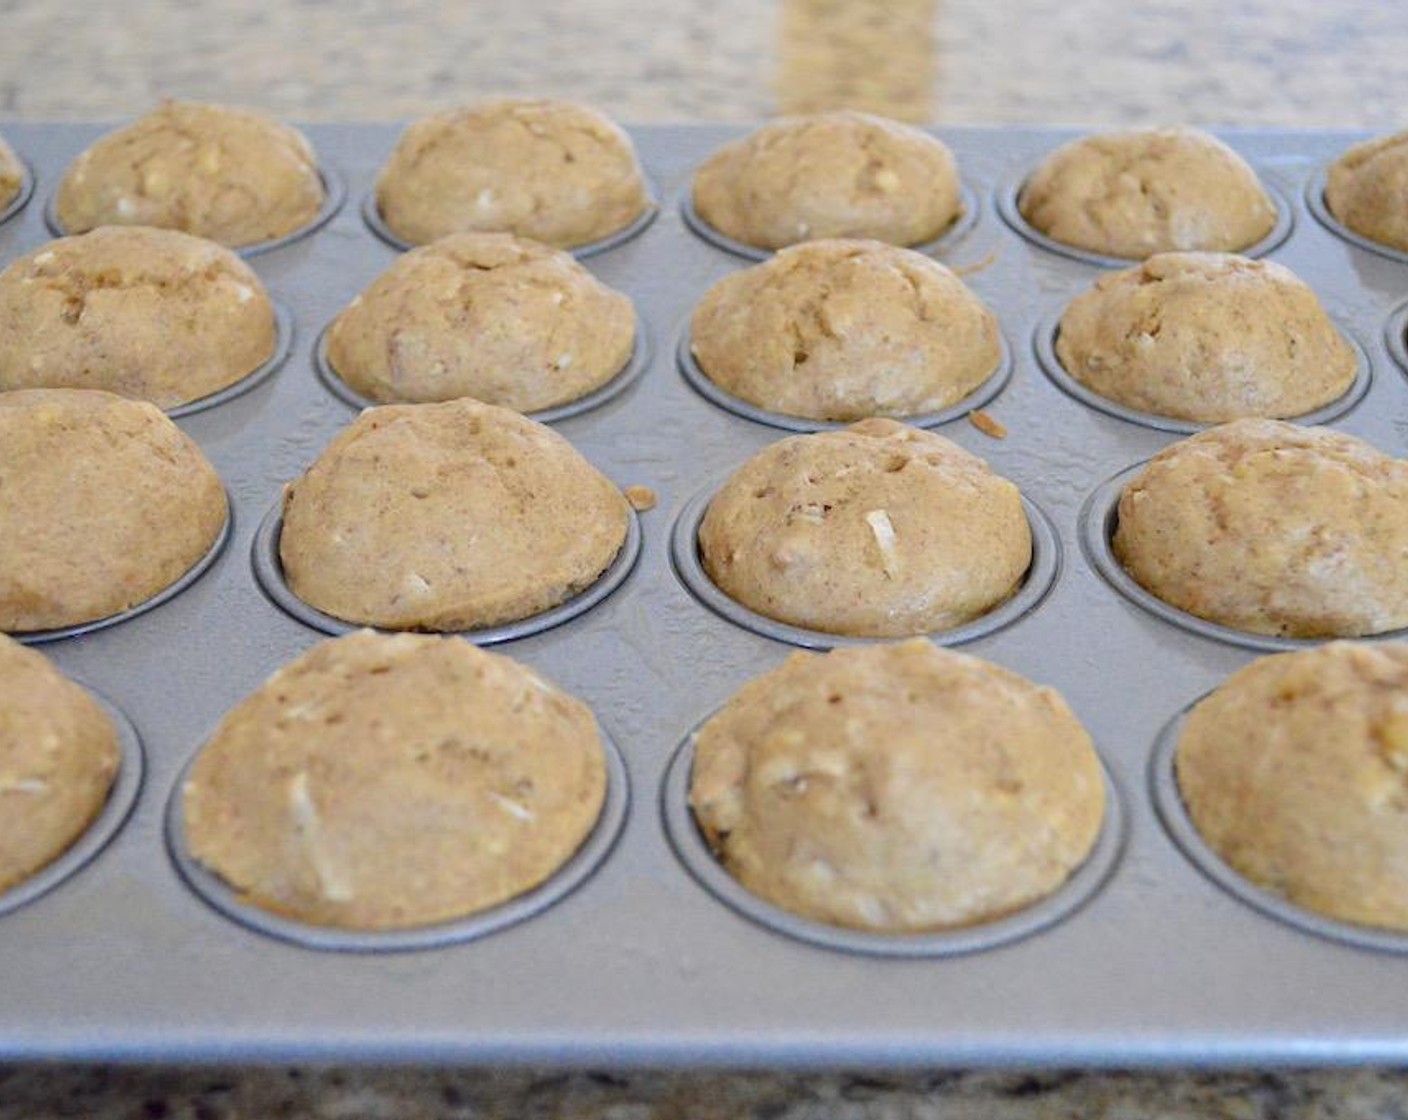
[5,101,1408,259]
[7,623,1407,944]
[6,381,1408,659]
[0,223,1376,428]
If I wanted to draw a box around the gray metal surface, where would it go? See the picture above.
[1,123,1407,1068]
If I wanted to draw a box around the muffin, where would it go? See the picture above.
[375,99,650,249]
[280,399,629,631]
[0,635,120,896]
[326,232,635,410]
[1176,642,1408,931]
[0,226,277,409]
[1325,130,1408,252]
[698,419,1030,637]
[1055,253,1356,423]
[1019,127,1277,259]
[182,631,606,930]
[0,132,23,211]
[690,640,1105,932]
[690,239,1000,421]
[0,388,227,633]
[55,100,325,248]
[692,111,963,251]
[1113,420,1408,638]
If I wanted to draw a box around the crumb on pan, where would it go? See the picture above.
[954,248,1000,277]
[969,410,1007,439]
[625,484,657,511]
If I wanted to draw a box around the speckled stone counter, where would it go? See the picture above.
[2,0,1407,1115]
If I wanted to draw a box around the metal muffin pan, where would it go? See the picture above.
[4,124,1408,1067]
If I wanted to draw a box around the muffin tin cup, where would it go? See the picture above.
[1150,701,1408,955]
[675,325,1013,434]
[361,184,661,260]
[1080,463,1408,653]
[313,318,651,423]
[251,499,642,645]
[165,300,295,419]
[43,165,347,259]
[0,156,36,229]
[994,175,1295,269]
[1384,297,1408,379]
[13,495,233,646]
[670,482,1060,650]
[1304,168,1408,266]
[164,725,630,953]
[1032,312,1373,435]
[679,181,982,263]
[0,686,144,921]
[661,720,1125,958]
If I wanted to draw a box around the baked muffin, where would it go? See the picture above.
[690,640,1105,932]
[375,99,650,249]
[280,399,629,631]
[55,100,324,248]
[1019,127,1277,259]
[698,419,1030,637]
[0,635,120,896]
[1113,420,1408,638]
[0,388,227,633]
[1325,130,1408,252]
[690,239,1000,421]
[326,232,635,410]
[182,631,606,930]
[692,111,963,251]
[0,132,23,211]
[0,226,277,409]
[1056,253,1356,423]
[1176,642,1408,931]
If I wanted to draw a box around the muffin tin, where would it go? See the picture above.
[3,123,1408,1067]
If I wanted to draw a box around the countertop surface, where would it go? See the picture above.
[2,0,1407,1115]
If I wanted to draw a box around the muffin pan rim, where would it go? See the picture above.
[0,683,144,921]
[1150,699,1408,955]
[1304,167,1408,266]
[993,175,1295,269]
[1032,310,1373,435]
[660,717,1126,958]
[42,163,348,259]
[0,153,36,229]
[360,179,662,260]
[670,481,1060,650]
[313,315,652,423]
[678,179,982,263]
[675,321,1013,433]
[12,492,234,646]
[1384,296,1408,378]
[164,721,631,953]
[251,498,643,645]
[1080,462,1408,652]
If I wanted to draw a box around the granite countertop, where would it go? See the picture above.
[3,0,1408,1115]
